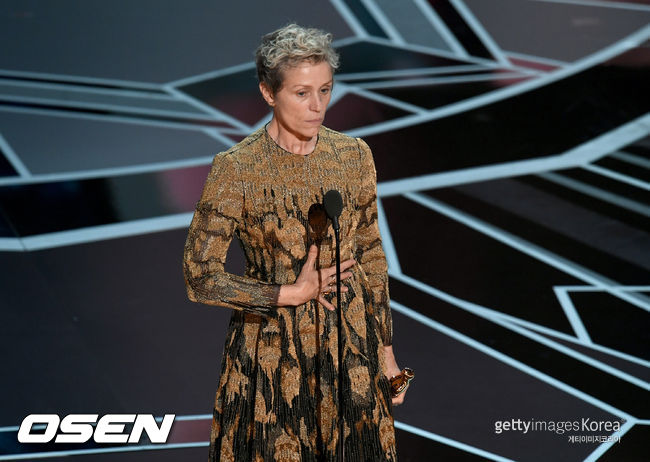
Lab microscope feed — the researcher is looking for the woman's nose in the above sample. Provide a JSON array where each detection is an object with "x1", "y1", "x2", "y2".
[{"x1": 310, "y1": 94, "x2": 323, "y2": 112}]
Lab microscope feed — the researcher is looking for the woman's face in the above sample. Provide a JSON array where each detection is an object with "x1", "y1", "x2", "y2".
[{"x1": 260, "y1": 60, "x2": 333, "y2": 141}]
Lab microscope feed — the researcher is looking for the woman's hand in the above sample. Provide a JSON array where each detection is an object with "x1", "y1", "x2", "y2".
[
  {"x1": 278, "y1": 244, "x2": 356, "y2": 311},
  {"x1": 384, "y1": 345, "x2": 408, "y2": 406}
]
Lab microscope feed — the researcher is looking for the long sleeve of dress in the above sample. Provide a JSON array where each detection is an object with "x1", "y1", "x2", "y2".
[
  {"x1": 182, "y1": 151, "x2": 281, "y2": 315},
  {"x1": 354, "y1": 137, "x2": 393, "y2": 346}
]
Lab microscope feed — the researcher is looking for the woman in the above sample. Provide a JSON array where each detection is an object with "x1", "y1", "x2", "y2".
[{"x1": 183, "y1": 23, "x2": 408, "y2": 461}]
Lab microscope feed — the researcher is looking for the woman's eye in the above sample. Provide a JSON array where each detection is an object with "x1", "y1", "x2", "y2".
[
  {"x1": 297, "y1": 91, "x2": 306, "y2": 97},
  {"x1": 321, "y1": 88, "x2": 331, "y2": 94}
]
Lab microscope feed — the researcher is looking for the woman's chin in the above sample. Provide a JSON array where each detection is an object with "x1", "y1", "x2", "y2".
[{"x1": 302, "y1": 125, "x2": 321, "y2": 139}]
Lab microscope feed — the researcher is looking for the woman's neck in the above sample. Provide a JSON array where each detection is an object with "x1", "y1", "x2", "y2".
[{"x1": 266, "y1": 118, "x2": 318, "y2": 155}]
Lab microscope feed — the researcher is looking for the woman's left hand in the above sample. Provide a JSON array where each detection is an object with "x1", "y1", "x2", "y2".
[{"x1": 383, "y1": 345, "x2": 408, "y2": 406}]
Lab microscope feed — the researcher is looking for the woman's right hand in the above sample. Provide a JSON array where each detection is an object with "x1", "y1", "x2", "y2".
[{"x1": 278, "y1": 244, "x2": 356, "y2": 310}]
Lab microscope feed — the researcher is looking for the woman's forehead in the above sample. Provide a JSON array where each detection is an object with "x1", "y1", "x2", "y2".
[{"x1": 282, "y1": 61, "x2": 333, "y2": 87}]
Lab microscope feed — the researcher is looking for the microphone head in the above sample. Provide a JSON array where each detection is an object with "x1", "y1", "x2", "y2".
[{"x1": 323, "y1": 189, "x2": 343, "y2": 219}]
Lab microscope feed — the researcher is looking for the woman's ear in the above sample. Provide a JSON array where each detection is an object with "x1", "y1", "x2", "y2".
[{"x1": 259, "y1": 82, "x2": 275, "y2": 107}]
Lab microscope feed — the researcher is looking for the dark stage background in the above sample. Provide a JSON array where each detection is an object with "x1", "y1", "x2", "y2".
[{"x1": 1, "y1": 1, "x2": 649, "y2": 461}]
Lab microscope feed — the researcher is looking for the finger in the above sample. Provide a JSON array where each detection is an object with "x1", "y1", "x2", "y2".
[
  {"x1": 393, "y1": 390, "x2": 406, "y2": 402},
  {"x1": 324, "y1": 266, "x2": 353, "y2": 282},
  {"x1": 322, "y1": 266, "x2": 337, "y2": 281},
  {"x1": 329, "y1": 258, "x2": 356, "y2": 272},
  {"x1": 318, "y1": 296, "x2": 336, "y2": 311},
  {"x1": 305, "y1": 244, "x2": 318, "y2": 268},
  {"x1": 339, "y1": 270, "x2": 353, "y2": 281},
  {"x1": 318, "y1": 296, "x2": 335, "y2": 311}
]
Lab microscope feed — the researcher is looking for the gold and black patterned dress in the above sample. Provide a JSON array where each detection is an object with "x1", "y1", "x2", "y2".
[{"x1": 183, "y1": 125, "x2": 396, "y2": 461}]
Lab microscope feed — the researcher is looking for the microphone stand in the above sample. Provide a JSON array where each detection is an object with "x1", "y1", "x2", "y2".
[
  {"x1": 333, "y1": 219, "x2": 344, "y2": 462},
  {"x1": 323, "y1": 189, "x2": 345, "y2": 461}
]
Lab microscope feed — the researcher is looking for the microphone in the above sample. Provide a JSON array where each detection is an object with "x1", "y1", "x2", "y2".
[{"x1": 323, "y1": 189, "x2": 343, "y2": 231}]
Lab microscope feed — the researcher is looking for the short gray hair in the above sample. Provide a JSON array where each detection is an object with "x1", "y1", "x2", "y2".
[{"x1": 255, "y1": 23, "x2": 340, "y2": 94}]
